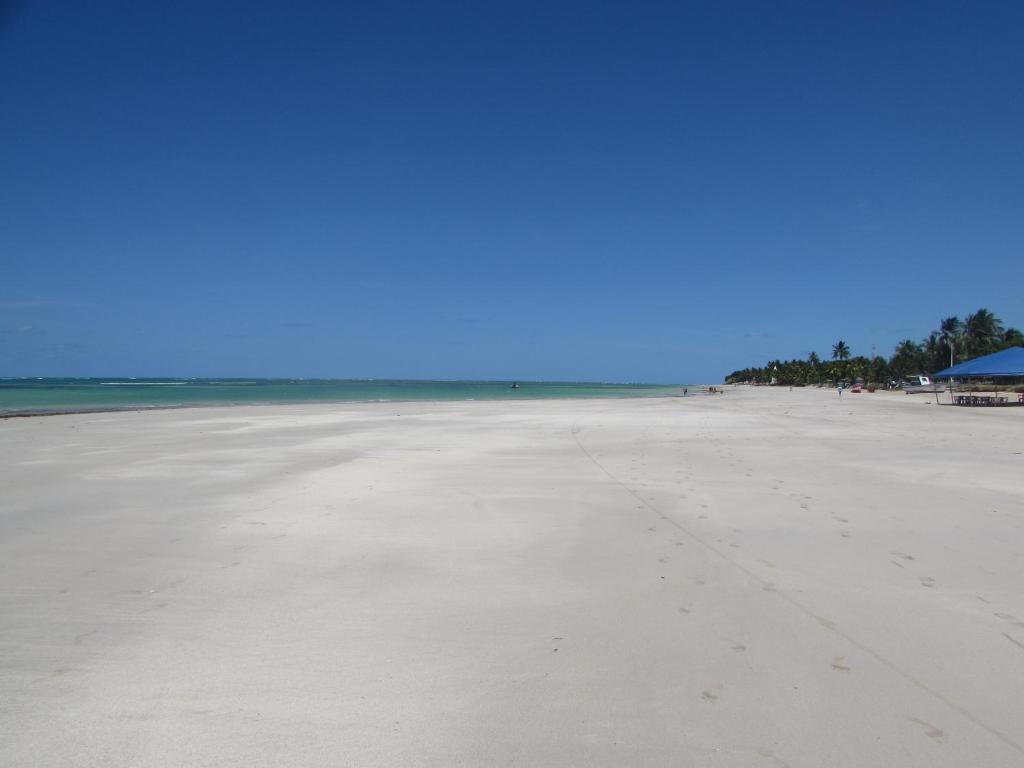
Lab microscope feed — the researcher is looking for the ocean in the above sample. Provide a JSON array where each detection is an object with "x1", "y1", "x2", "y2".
[{"x1": 0, "y1": 378, "x2": 685, "y2": 415}]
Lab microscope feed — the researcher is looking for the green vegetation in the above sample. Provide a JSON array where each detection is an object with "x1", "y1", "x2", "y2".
[{"x1": 725, "y1": 308, "x2": 1023, "y2": 386}]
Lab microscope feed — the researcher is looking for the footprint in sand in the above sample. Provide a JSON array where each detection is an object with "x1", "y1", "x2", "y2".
[
  {"x1": 74, "y1": 630, "x2": 97, "y2": 645},
  {"x1": 919, "y1": 576, "x2": 936, "y2": 588},
  {"x1": 907, "y1": 717, "x2": 944, "y2": 741},
  {"x1": 891, "y1": 551, "x2": 915, "y2": 561},
  {"x1": 831, "y1": 656, "x2": 851, "y2": 672}
]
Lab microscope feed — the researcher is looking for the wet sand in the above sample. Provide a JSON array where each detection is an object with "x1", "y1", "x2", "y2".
[{"x1": 1, "y1": 388, "x2": 1022, "y2": 766}]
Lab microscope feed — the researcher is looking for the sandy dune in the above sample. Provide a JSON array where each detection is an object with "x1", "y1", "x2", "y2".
[{"x1": 1, "y1": 388, "x2": 1022, "y2": 766}]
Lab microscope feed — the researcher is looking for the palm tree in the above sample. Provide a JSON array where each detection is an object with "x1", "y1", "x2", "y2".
[
  {"x1": 832, "y1": 340, "x2": 850, "y2": 361},
  {"x1": 938, "y1": 315, "x2": 962, "y2": 367},
  {"x1": 963, "y1": 308, "x2": 1004, "y2": 358},
  {"x1": 802, "y1": 352, "x2": 822, "y2": 384},
  {"x1": 848, "y1": 356, "x2": 869, "y2": 382},
  {"x1": 923, "y1": 333, "x2": 945, "y2": 373},
  {"x1": 890, "y1": 339, "x2": 924, "y2": 377},
  {"x1": 1002, "y1": 327, "x2": 1024, "y2": 348},
  {"x1": 868, "y1": 355, "x2": 890, "y2": 384}
]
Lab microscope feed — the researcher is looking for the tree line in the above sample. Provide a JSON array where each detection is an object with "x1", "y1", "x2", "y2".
[{"x1": 725, "y1": 308, "x2": 1023, "y2": 386}]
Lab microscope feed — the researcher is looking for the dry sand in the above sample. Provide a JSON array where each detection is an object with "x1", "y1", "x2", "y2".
[{"x1": 1, "y1": 388, "x2": 1022, "y2": 767}]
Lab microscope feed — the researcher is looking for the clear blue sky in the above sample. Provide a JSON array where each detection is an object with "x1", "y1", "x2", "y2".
[{"x1": 2, "y1": 1, "x2": 1022, "y2": 382}]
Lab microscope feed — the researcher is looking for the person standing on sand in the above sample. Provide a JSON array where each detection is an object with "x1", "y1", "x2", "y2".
[{"x1": 837, "y1": 384, "x2": 843, "y2": 397}]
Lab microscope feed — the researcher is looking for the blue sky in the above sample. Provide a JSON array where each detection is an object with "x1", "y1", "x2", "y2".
[{"x1": 2, "y1": 1, "x2": 1022, "y2": 382}]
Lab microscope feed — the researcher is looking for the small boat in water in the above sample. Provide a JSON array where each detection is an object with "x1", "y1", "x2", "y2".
[{"x1": 509, "y1": 382, "x2": 520, "y2": 389}]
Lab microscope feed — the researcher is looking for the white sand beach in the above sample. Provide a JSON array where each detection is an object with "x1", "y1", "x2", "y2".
[{"x1": 1, "y1": 388, "x2": 1022, "y2": 767}]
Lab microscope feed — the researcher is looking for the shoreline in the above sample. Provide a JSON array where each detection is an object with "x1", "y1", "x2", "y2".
[
  {"x1": 4, "y1": 383, "x2": 1015, "y2": 419},
  {"x1": 0, "y1": 391, "x2": 695, "y2": 419},
  {"x1": 0, "y1": 403, "x2": 196, "y2": 419}
]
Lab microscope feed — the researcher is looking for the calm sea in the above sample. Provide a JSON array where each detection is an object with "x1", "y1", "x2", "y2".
[{"x1": 0, "y1": 378, "x2": 684, "y2": 415}]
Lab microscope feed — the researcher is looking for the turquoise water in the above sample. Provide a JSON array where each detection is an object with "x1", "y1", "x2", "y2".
[{"x1": 0, "y1": 378, "x2": 684, "y2": 415}]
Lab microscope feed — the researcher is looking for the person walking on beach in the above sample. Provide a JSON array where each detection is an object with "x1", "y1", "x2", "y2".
[{"x1": 837, "y1": 384, "x2": 843, "y2": 397}]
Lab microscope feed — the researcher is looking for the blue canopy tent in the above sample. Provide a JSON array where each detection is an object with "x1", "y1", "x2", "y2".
[
  {"x1": 932, "y1": 346, "x2": 1024, "y2": 406},
  {"x1": 933, "y1": 346, "x2": 1024, "y2": 379}
]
